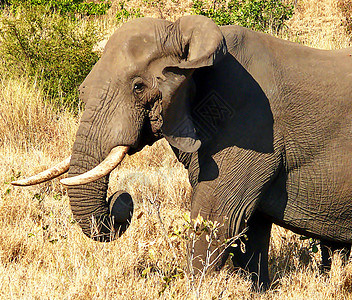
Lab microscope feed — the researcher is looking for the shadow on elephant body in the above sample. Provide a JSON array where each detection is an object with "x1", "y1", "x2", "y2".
[
  {"x1": 187, "y1": 54, "x2": 275, "y2": 183},
  {"x1": 169, "y1": 55, "x2": 281, "y2": 290}
]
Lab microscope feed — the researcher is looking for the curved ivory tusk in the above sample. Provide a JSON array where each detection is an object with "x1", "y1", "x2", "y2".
[
  {"x1": 60, "y1": 146, "x2": 129, "y2": 186},
  {"x1": 11, "y1": 156, "x2": 71, "y2": 186}
]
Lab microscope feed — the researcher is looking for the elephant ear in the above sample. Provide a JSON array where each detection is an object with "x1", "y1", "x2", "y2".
[
  {"x1": 160, "y1": 15, "x2": 227, "y2": 153},
  {"x1": 175, "y1": 15, "x2": 227, "y2": 69}
]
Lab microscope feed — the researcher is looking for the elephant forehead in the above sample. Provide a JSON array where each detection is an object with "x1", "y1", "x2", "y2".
[
  {"x1": 123, "y1": 34, "x2": 159, "y2": 62},
  {"x1": 105, "y1": 18, "x2": 169, "y2": 67}
]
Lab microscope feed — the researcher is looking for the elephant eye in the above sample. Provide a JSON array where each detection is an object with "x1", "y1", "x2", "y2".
[{"x1": 133, "y1": 82, "x2": 145, "y2": 94}]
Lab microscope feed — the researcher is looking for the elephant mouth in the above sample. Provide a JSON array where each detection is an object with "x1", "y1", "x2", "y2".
[{"x1": 11, "y1": 145, "x2": 129, "y2": 187}]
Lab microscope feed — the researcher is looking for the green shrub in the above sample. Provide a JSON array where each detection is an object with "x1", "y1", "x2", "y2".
[
  {"x1": 0, "y1": 1, "x2": 9, "y2": 9},
  {"x1": 116, "y1": 1, "x2": 143, "y2": 23},
  {"x1": 7, "y1": 0, "x2": 111, "y2": 17},
  {"x1": 193, "y1": 0, "x2": 233, "y2": 26},
  {"x1": 0, "y1": 2, "x2": 108, "y2": 112},
  {"x1": 192, "y1": 0, "x2": 294, "y2": 32}
]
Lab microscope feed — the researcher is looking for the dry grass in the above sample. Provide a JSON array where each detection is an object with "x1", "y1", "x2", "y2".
[
  {"x1": 0, "y1": 77, "x2": 77, "y2": 152},
  {"x1": 1, "y1": 0, "x2": 352, "y2": 299},
  {"x1": 3, "y1": 136, "x2": 352, "y2": 298},
  {"x1": 284, "y1": 0, "x2": 351, "y2": 49}
]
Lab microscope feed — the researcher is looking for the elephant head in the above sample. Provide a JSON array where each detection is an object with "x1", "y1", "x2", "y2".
[{"x1": 12, "y1": 15, "x2": 227, "y2": 241}]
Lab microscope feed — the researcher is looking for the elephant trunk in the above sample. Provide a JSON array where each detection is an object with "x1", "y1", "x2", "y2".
[
  {"x1": 68, "y1": 170, "x2": 111, "y2": 241},
  {"x1": 68, "y1": 143, "x2": 110, "y2": 240},
  {"x1": 67, "y1": 132, "x2": 131, "y2": 241}
]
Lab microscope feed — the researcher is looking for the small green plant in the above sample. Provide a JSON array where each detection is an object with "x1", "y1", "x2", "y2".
[
  {"x1": 32, "y1": 193, "x2": 44, "y2": 203},
  {"x1": 192, "y1": 0, "x2": 294, "y2": 32},
  {"x1": 142, "y1": 0, "x2": 164, "y2": 9},
  {"x1": 177, "y1": 214, "x2": 247, "y2": 297},
  {"x1": 10, "y1": 171, "x2": 21, "y2": 182},
  {"x1": 300, "y1": 236, "x2": 319, "y2": 253},
  {"x1": 3, "y1": 188, "x2": 11, "y2": 196},
  {"x1": 116, "y1": 1, "x2": 143, "y2": 23}
]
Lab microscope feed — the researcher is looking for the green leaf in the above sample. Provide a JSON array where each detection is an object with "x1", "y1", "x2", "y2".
[
  {"x1": 141, "y1": 266, "x2": 151, "y2": 278},
  {"x1": 312, "y1": 244, "x2": 319, "y2": 253},
  {"x1": 240, "y1": 242, "x2": 246, "y2": 254},
  {"x1": 33, "y1": 193, "x2": 43, "y2": 202},
  {"x1": 182, "y1": 213, "x2": 191, "y2": 224}
]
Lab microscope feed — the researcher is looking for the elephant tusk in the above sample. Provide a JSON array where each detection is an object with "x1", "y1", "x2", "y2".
[
  {"x1": 60, "y1": 146, "x2": 129, "y2": 186},
  {"x1": 11, "y1": 156, "x2": 71, "y2": 186}
]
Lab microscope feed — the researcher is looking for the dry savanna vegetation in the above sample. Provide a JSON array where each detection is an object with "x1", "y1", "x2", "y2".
[{"x1": 1, "y1": 0, "x2": 352, "y2": 299}]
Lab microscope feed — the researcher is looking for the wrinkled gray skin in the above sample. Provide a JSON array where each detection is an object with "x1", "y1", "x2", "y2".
[{"x1": 68, "y1": 15, "x2": 352, "y2": 290}]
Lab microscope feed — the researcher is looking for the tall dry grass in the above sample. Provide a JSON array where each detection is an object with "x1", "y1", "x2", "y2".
[
  {"x1": 0, "y1": 77, "x2": 77, "y2": 153},
  {"x1": 1, "y1": 0, "x2": 352, "y2": 299},
  {"x1": 284, "y1": 0, "x2": 351, "y2": 49}
]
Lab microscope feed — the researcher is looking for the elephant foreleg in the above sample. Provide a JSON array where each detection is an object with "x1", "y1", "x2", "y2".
[
  {"x1": 230, "y1": 211, "x2": 272, "y2": 291},
  {"x1": 187, "y1": 211, "x2": 230, "y2": 275}
]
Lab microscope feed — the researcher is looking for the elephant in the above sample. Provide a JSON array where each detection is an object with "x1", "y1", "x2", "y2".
[{"x1": 12, "y1": 15, "x2": 352, "y2": 290}]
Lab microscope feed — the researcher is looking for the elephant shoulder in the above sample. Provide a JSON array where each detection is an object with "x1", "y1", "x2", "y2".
[
  {"x1": 219, "y1": 25, "x2": 247, "y2": 48},
  {"x1": 219, "y1": 25, "x2": 275, "y2": 64}
]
